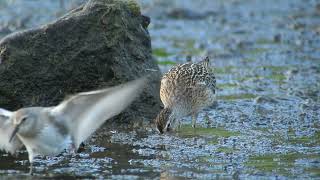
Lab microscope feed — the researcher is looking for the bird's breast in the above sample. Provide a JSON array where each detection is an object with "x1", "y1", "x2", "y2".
[{"x1": 19, "y1": 125, "x2": 72, "y2": 157}]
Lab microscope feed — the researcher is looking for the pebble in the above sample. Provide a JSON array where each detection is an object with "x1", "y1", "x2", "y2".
[{"x1": 273, "y1": 34, "x2": 281, "y2": 43}]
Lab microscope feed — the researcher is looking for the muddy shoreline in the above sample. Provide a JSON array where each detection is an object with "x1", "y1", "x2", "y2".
[{"x1": 0, "y1": 0, "x2": 319, "y2": 179}]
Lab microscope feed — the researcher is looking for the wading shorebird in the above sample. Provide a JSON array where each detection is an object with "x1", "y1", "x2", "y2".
[
  {"x1": 155, "y1": 57, "x2": 216, "y2": 134},
  {"x1": 0, "y1": 76, "x2": 148, "y2": 174}
]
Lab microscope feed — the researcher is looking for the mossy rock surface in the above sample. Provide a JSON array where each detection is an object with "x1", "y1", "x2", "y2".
[{"x1": 0, "y1": 0, "x2": 161, "y2": 126}]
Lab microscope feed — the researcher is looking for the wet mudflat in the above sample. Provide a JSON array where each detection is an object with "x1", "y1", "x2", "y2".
[{"x1": 1, "y1": 0, "x2": 320, "y2": 179}]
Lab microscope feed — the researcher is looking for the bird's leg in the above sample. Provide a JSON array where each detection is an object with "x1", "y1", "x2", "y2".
[
  {"x1": 28, "y1": 153, "x2": 34, "y2": 175},
  {"x1": 71, "y1": 143, "x2": 77, "y2": 155},
  {"x1": 68, "y1": 142, "x2": 77, "y2": 156},
  {"x1": 178, "y1": 119, "x2": 182, "y2": 129},
  {"x1": 192, "y1": 113, "x2": 198, "y2": 128},
  {"x1": 204, "y1": 112, "x2": 211, "y2": 127},
  {"x1": 28, "y1": 162, "x2": 33, "y2": 175},
  {"x1": 69, "y1": 137, "x2": 79, "y2": 155}
]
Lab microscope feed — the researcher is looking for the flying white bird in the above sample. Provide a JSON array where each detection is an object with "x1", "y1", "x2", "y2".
[{"x1": 0, "y1": 76, "x2": 148, "y2": 174}]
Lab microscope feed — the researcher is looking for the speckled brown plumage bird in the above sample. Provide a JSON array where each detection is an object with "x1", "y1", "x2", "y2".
[{"x1": 155, "y1": 56, "x2": 216, "y2": 133}]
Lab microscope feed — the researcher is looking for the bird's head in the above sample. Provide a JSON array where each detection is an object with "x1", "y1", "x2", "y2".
[
  {"x1": 154, "y1": 108, "x2": 174, "y2": 134},
  {"x1": 9, "y1": 108, "x2": 39, "y2": 142}
]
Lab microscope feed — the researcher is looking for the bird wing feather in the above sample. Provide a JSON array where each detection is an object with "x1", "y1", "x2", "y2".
[
  {"x1": 51, "y1": 76, "x2": 148, "y2": 148},
  {"x1": 0, "y1": 108, "x2": 24, "y2": 154}
]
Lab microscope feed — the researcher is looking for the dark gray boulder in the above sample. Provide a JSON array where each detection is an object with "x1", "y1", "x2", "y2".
[{"x1": 0, "y1": 0, "x2": 161, "y2": 127}]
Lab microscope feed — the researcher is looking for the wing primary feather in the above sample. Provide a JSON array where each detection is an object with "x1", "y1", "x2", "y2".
[
  {"x1": 51, "y1": 76, "x2": 149, "y2": 148},
  {"x1": 74, "y1": 76, "x2": 148, "y2": 147}
]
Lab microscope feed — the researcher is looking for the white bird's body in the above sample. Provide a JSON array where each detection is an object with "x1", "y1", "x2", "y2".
[
  {"x1": 16, "y1": 108, "x2": 73, "y2": 161},
  {"x1": 0, "y1": 76, "x2": 148, "y2": 173}
]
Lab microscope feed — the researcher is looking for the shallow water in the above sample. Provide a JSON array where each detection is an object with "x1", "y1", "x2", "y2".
[{"x1": 0, "y1": 0, "x2": 320, "y2": 179}]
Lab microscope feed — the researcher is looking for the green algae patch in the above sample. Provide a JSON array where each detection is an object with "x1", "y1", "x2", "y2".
[
  {"x1": 213, "y1": 66, "x2": 236, "y2": 74},
  {"x1": 157, "y1": 60, "x2": 176, "y2": 65},
  {"x1": 208, "y1": 138, "x2": 219, "y2": 145},
  {"x1": 256, "y1": 38, "x2": 276, "y2": 45},
  {"x1": 218, "y1": 83, "x2": 238, "y2": 89},
  {"x1": 259, "y1": 65, "x2": 290, "y2": 82},
  {"x1": 124, "y1": 0, "x2": 141, "y2": 16},
  {"x1": 236, "y1": 75, "x2": 263, "y2": 82},
  {"x1": 242, "y1": 57, "x2": 256, "y2": 62},
  {"x1": 245, "y1": 152, "x2": 320, "y2": 177},
  {"x1": 198, "y1": 156, "x2": 224, "y2": 165},
  {"x1": 216, "y1": 147, "x2": 236, "y2": 154},
  {"x1": 268, "y1": 73, "x2": 286, "y2": 82},
  {"x1": 172, "y1": 39, "x2": 205, "y2": 55},
  {"x1": 288, "y1": 134, "x2": 320, "y2": 147},
  {"x1": 246, "y1": 154, "x2": 286, "y2": 173},
  {"x1": 261, "y1": 65, "x2": 288, "y2": 72},
  {"x1": 218, "y1": 93, "x2": 257, "y2": 100},
  {"x1": 177, "y1": 125, "x2": 241, "y2": 138},
  {"x1": 306, "y1": 167, "x2": 320, "y2": 177},
  {"x1": 270, "y1": 129, "x2": 319, "y2": 146},
  {"x1": 152, "y1": 48, "x2": 172, "y2": 57},
  {"x1": 253, "y1": 127, "x2": 269, "y2": 133},
  {"x1": 272, "y1": 130, "x2": 320, "y2": 147},
  {"x1": 241, "y1": 47, "x2": 269, "y2": 55}
]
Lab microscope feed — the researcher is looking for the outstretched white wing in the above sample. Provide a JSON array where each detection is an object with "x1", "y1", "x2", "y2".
[
  {"x1": 0, "y1": 108, "x2": 24, "y2": 154},
  {"x1": 51, "y1": 76, "x2": 148, "y2": 148}
]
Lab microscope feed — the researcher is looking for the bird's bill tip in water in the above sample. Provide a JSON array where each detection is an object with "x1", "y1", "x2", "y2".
[{"x1": 157, "y1": 126, "x2": 164, "y2": 134}]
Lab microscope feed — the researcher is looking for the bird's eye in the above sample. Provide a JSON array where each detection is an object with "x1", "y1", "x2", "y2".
[{"x1": 21, "y1": 117, "x2": 27, "y2": 121}]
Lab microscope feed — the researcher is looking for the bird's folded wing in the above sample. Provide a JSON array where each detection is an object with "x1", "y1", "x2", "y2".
[
  {"x1": 51, "y1": 76, "x2": 148, "y2": 148},
  {"x1": 0, "y1": 108, "x2": 24, "y2": 154}
]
